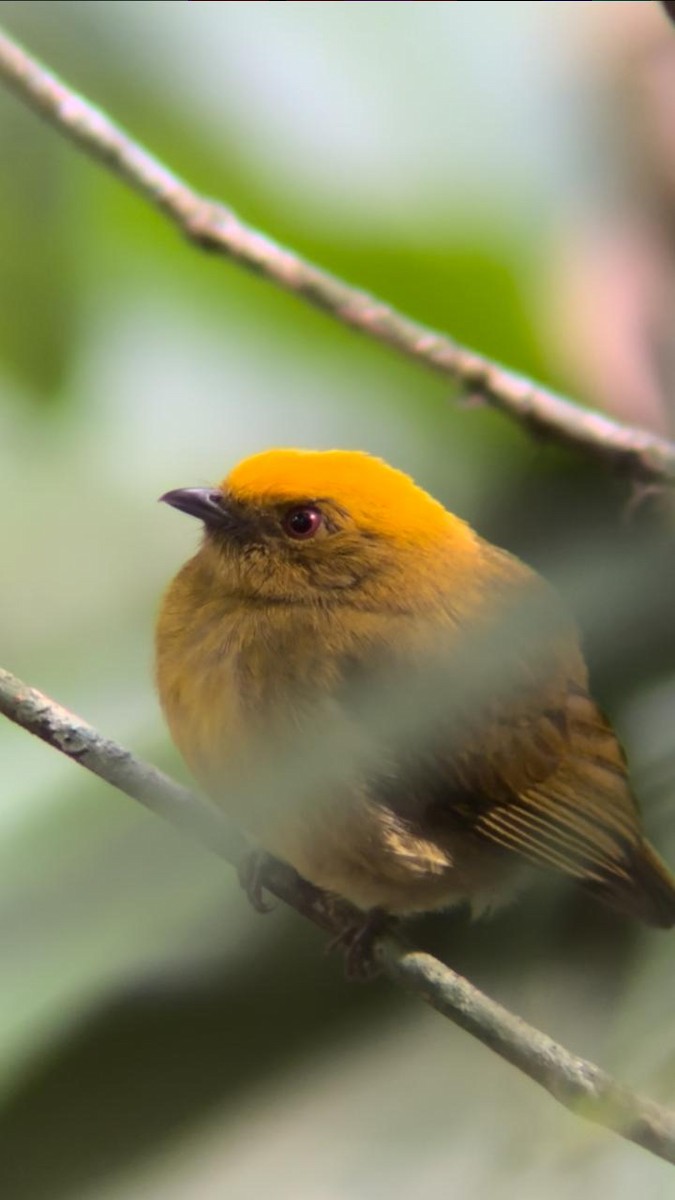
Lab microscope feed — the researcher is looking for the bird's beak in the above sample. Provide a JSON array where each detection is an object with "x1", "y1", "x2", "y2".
[{"x1": 159, "y1": 487, "x2": 235, "y2": 528}]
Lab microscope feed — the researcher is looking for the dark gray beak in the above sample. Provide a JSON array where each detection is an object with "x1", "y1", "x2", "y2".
[{"x1": 159, "y1": 487, "x2": 234, "y2": 527}]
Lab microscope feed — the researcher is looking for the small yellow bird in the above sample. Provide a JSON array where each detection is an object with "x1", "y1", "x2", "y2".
[{"x1": 156, "y1": 448, "x2": 675, "y2": 939}]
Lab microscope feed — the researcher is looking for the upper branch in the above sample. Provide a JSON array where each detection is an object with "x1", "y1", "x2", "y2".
[
  {"x1": 2, "y1": 664, "x2": 675, "y2": 1165},
  {"x1": 1, "y1": 28, "x2": 675, "y2": 484}
]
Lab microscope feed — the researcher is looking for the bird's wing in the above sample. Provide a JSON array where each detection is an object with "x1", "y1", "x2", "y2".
[
  {"x1": 365, "y1": 546, "x2": 671, "y2": 921},
  {"x1": 442, "y1": 679, "x2": 642, "y2": 885},
  {"x1": 432, "y1": 674, "x2": 675, "y2": 927}
]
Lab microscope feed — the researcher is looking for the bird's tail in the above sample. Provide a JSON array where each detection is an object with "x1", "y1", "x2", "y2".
[{"x1": 587, "y1": 838, "x2": 675, "y2": 929}]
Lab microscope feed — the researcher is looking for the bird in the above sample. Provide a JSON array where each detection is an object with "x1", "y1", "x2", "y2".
[{"x1": 155, "y1": 448, "x2": 675, "y2": 952}]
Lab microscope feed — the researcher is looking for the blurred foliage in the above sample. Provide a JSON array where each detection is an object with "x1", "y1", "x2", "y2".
[
  {"x1": 0, "y1": 95, "x2": 79, "y2": 398},
  {"x1": 1, "y1": 3, "x2": 675, "y2": 1199}
]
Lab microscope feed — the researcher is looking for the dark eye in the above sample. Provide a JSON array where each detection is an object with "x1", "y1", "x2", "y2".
[{"x1": 283, "y1": 506, "x2": 323, "y2": 540}]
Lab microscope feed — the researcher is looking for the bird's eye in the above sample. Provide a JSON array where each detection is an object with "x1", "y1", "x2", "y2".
[{"x1": 283, "y1": 506, "x2": 323, "y2": 540}]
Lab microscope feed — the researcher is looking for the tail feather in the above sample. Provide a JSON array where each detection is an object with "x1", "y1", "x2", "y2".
[{"x1": 586, "y1": 839, "x2": 675, "y2": 929}]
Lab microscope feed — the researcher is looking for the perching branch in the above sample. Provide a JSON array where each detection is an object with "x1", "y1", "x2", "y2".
[
  {"x1": 2, "y1": 665, "x2": 675, "y2": 1165},
  {"x1": 1, "y1": 30, "x2": 675, "y2": 484}
]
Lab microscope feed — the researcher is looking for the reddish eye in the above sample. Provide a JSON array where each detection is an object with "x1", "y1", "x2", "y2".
[{"x1": 283, "y1": 506, "x2": 323, "y2": 539}]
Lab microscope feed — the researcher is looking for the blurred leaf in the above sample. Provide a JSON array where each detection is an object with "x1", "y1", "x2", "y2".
[{"x1": 0, "y1": 94, "x2": 79, "y2": 401}]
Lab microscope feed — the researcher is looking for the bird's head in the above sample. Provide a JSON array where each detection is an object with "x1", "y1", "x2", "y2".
[{"x1": 160, "y1": 448, "x2": 476, "y2": 607}]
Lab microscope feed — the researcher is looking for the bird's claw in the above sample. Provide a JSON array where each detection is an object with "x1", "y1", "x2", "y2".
[{"x1": 326, "y1": 906, "x2": 391, "y2": 980}]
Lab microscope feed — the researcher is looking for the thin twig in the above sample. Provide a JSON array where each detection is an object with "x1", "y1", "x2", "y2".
[
  {"x1": 1, "y1": 29, "x2": 675, "y2": 484},
  {"x1": 2, "y1": 665, "x2": 675, "y2": 1164}
]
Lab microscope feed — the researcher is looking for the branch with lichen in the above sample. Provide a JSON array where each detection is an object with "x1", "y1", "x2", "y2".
[
  {"x1": 1, "y1": 665, "x2": 675, "y2": 1165},
  {"x1": 0, "y1": 28, "x2": 674, "y2": 483}
]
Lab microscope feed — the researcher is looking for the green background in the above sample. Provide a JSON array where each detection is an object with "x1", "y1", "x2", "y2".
[{"x1": 1, "y1": 3, "x2": 675, "y2": 1198}]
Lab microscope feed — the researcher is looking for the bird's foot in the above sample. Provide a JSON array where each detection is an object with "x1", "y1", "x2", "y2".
[
  {"x1": 237, "y1": 849, "x2": 275, "y2": 914},
  {"x1": 326, "y1": 906, "x2": 392, "y2": 981}
]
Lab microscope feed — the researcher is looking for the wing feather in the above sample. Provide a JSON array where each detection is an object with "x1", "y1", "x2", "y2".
[
  {"x1": 384, "y1": 547, "x2": 671, "y2": 919},
  {"x1": 469, "y1": 687, "x2": 640, "y2": 867}
]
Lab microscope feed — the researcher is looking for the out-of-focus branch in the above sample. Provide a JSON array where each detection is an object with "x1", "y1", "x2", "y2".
[
  {"x1": 661, "y1": 2, "x2": 675, "y2": 29},
  {"x1": 1, "y1": 30, "x2": 675, "y2": 484},
  {"x1": 2, "y1": 665, "x2": 675, "y2": 1165}
]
